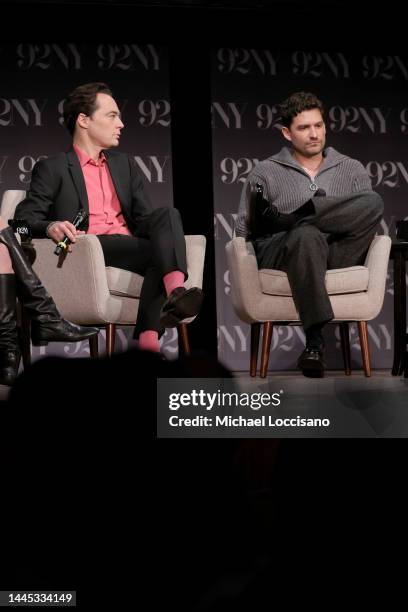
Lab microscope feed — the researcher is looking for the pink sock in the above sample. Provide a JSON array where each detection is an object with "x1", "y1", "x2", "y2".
[
  {"x1": 138, "y1": 330, "x2": 160, "y2": 353},
  {"x1": 163, "y1": 270, "x2": 185, "y2": 296}
]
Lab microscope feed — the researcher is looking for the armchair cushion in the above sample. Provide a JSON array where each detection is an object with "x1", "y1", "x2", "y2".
[
  {"x1": 106, "y1": 267, "x2": 143, "y2": 298},
  {"x1": 260, "y1": 265, "x2": 369, "y2": 296}
]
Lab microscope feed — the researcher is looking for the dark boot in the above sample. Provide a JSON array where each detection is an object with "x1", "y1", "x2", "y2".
[
  {"x1": 0, "y1": 226, "x2": 99, "y2": 345},
  {"x1": 0, "y1": 274, "x2": 21, "y2": 386}
]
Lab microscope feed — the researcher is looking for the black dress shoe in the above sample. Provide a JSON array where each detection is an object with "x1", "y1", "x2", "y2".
[
  {"x1": 31, "y1": 318, "x2": 99, "y2": 346},
  {"x1": 160, "y1": 287, "x2": 204, "y2": 328},
  {"x1": 297, "y1": 346, "x2": 325, "y2": 378}
]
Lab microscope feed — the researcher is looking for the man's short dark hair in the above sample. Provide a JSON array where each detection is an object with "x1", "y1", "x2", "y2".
[
  {"x1": 63, "y1": 82, "x2": 113, "y2": 135},
  {"x1": 277, "y1": 92, "x2": 324, "y2": 128}
]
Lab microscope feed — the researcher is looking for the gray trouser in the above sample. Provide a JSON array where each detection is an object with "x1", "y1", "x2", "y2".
[{"x1": 254, "y1": 191, "x2": 384, "y2": 330}]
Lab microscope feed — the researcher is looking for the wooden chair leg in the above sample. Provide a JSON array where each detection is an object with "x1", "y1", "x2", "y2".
[
  {"x1": 260, "y1": 322, "x2": 273, "y2": 378},
  {"x1": 106, "y1": 323, "x2": 116, "y2": 357},
  {"x1": 358, "y1": 321, "x2": 371, "y2": 377},
  {"x1": 250, "y1": 323, "x2": 261, "y2": 377},
  {"x1": 339, "y1": 322, "x2": 351, "y2": 375},
  {"x1": 178, "y1": 323, "x2": 190, "y2": 355},
  {"x1": 89, "y1": 334, "x2": 99, "y2": 359}
]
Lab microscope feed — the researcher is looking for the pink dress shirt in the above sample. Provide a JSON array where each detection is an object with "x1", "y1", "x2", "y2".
[{"x1": 73, "y1": 144, "x2": 131, "y2": 236}]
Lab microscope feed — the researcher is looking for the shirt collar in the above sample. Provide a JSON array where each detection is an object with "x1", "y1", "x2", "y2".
[{"x1": 73, "y1": 144, "x2": 106, "y2": 167}]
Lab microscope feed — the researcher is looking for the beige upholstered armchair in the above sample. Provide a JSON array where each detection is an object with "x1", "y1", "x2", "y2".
[
  {"x1": 1, "y1": 190, "x2": 206, "y2": 360},
  {"x1": 226, "y1": 233, "x2": 391, "y2": 378}
]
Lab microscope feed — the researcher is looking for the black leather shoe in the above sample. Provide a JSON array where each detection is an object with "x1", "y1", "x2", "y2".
[
  {"x1": 0, "y1": 349, "x2": 21, "y2": 386},
  {"x1": 31, "y1": 318, "x2": 99, "y2": 346},
  {"x1": 160, "y1": 287, "x2": 204, "y2": 328},
  {"x1": 297, "y1": 346, "x2": 325, "y2": 378}
]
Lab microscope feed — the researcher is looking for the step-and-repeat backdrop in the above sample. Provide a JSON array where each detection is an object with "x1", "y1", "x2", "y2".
[
  {"x1": 212, "y1": 49, "x2": 407, "y2": 370},
  {"x1": 1, "y1": 45, "x2": 406, "y2": 369},
  {"x1": 0, "y1": 42, "x2": 178, "y2": 358}
]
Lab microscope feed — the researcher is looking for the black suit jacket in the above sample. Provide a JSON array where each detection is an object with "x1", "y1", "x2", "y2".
[{"x1": 15, "y1": 148, "x2": 153, "y2": 238}]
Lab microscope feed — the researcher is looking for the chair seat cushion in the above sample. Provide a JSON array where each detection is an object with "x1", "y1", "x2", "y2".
[
  {"x1": 259, "y1": 265, "x2": 369, "y2": 296},
  {"x1": 106, "y1": 266, "x2": 144, "y2": 298}
]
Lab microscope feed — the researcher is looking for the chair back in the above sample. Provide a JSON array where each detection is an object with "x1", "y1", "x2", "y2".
[{"x1": 0, "y1": 190, "x2": 26, "y2": 221}]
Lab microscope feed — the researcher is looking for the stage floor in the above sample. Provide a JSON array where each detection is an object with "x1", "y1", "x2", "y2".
[
  {"x1": 227, "y1": 370, "x2": 408, "y2": 437},
  {"x1": 4, "y1": 370, "x2": 408, "y2": 437}
]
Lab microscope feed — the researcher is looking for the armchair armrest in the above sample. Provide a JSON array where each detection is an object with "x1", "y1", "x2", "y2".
[
  {"x1": 363, "y1": 234, "x2": 392, "y2": 318},
  {"x1": 31, "y1": 235, "x2": 113, "y2": 323},
  {"x1": 185, "y1": 235, "x2": 206, "y2": 289},
  {"x1": 226, "y1": 237, "x2": 267, "y2": 323}
]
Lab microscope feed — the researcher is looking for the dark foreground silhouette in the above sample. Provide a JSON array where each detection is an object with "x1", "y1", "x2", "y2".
[{"x1": 0, "y1": 348, "x2": 404, "y2": 609}]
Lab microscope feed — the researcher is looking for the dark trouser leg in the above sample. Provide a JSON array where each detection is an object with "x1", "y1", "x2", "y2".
[
  {"x1": 305, "y1": 322, "x2": 326, "y2": 349},
  {"x1": 255, "y1": 225, "x2": 333, "y2": 330},
  {"x1": 252, "y1": 191, "x2": 383, "y2": 358},
  {"x1": 135, "y1": 207, "x2": 188, "y2": 279},
  {"x1": 310, "y1": 191, "x2": 384, "y2": 268},
  {"x1": 134, "y1": 268, "x2": 167, "y2": 337},
  {"x1": 136, "y1": 208, "x2": 204, "y2": 331},
  {"x1": 98, "y1": 235, "x2": 165, "y2": 336},
  {"x1": 254, "y1": 191, "x2": 383, "y2": 333},
  {"x1": 98, "y1": 208, "x2": 187, "y2": 337}
]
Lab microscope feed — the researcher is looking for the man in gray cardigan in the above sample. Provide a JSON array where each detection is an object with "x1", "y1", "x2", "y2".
[{"x1": 236, "y1": 91, "x2": 384, "y2": 377}]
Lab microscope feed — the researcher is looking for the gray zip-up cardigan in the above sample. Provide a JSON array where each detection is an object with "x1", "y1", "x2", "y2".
[{"x1": 235, "y1": 146, "x2": 373, "y2": 239}]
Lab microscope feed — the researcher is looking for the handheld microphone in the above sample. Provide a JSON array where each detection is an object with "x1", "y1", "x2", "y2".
[{"x1": 54, "y1": 210, "x2": 88, "y2": 256}]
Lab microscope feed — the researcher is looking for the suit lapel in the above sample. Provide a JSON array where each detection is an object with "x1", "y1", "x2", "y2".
[
  {"x1": 66, "y1": 149, "x2": 89, "y2": 213},
  {"x1": 105, "y1": 151, "x2": 129, "y2": 210}
]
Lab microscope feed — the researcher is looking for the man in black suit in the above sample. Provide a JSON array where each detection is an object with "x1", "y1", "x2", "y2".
[{"x1": 16, "y1": 82, "x2": 203, "y2": 353}]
